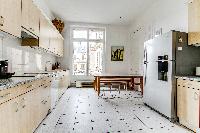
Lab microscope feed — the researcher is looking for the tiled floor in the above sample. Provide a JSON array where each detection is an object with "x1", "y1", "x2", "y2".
[{"x1": 35, "y1": 88, "x2": 192, "y2": 133}]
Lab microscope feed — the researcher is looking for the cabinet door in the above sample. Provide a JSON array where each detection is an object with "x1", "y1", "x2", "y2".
[
  {"x1": 39, "y1": 14, "x2": 50, "y2": 50},
  {"x1": 22, "y1": 0, "x2": 31, "y2": 30},
  {"x1": 57, "y1": 37, "x2": 64, "y2": 57},
  {"x1": 0, "y1": 96, "x2": 21, "y2": 133},
  {"x1": 21, "y1": 90, "x2": 36, "y2": 133},
  {"x1": 30, "y1": 3, "x2": 40, "y2": 35},
  {"x1": 0, "y1": 0, "x2": 21, "y2": 37},
  {"x1": 187, "y1": 82, "x2": 200, "y2": 131},
  {"x1": 188, "y1": 0, "x2": 200, "y2": 45},
  {"x1": 49, "y1": 29, "x2": 57, "y2": 53},
  {"x1": 177, "y1": 79, "x2": 188, "y2": 125},
  {"x1": 22, "y1": 0, "x2": 40, "y2": 36}
]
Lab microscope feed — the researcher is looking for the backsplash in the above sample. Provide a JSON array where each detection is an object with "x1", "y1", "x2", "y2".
[{"x1": 0, "y1": 37, "x2": 56, "y2": 74}]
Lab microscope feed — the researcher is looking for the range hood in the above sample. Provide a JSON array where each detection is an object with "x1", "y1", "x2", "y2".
[{"x1": 21, "y1": 27, "x2": 39, "y2": 46}]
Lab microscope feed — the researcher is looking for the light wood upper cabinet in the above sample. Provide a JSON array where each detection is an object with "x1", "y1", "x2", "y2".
[
  {"x1": 188, "y1": 0, "x2": 200, "y2": 45},
  {"x1": 49, "y1": 30, "x2": 64, "y2": 57},
  {"x1": 22, "y1": 0, "x2": 40, "y2": 36},
  {"x1": 21, "y1": 0, "x2": 64, "y2": 56},
  {"x1": 0, "y1": 0, "x2": 21, "y2": 37},
  {"x1": 39, "y1": 14, "x2": 51, "y2": 50},
  {"x1": 30, "y1": 4, "x2": 40, "y2": 36},
  {"x1": 58, "y1": 37, "x2": 64, "y2": 57}
]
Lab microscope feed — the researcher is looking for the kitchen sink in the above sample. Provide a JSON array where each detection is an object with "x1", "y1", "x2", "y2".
[{"x1": 24, "y1": 72, "x2": 49, "y2": 75}]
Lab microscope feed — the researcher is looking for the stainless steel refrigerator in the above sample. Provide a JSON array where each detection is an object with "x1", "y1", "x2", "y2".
[{"x1": 144, "y1": 31, "x2": 200, "y2": 121}]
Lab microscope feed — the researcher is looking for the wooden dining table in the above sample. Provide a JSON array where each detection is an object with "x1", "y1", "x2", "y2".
[{"x1": 94, "y1": 74, "x2": 143, "y2": 96}]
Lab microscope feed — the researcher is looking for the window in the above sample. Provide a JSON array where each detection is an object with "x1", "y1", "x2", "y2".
[{"x1": 72, "y1": 27, "x2": 105, "y2": 76}]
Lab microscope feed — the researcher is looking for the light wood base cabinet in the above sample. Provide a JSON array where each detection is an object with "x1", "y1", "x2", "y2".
[
  {"x1": 0, "y1": 72, "x2": 69, "y2": 133},
  {"x1": 177, "y1": 78, "x2": 199, "y2": 132},
  {"x1": 0, "y1": 77, "x2": 52, "y2": 133}
]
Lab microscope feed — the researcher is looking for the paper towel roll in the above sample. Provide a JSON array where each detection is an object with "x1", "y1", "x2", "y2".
[{"x1": 196, "y1": 67, "x2": 200, "y2": 76}]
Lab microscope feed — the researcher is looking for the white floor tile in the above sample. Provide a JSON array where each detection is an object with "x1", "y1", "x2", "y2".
[{"x1": 35, "y1": 88, "x2": 192, "y2": 133}]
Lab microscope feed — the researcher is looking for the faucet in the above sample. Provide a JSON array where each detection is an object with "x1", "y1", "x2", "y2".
[{"x1": 45, "y1": 61, "x2": 51, "y2": 71}]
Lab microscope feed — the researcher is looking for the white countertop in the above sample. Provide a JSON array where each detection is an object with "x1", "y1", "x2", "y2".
[
  {"x1": 0, "y1": 73, "x2": 56, "y2": 91},
  {"x1": 175, "y1": 76, "x2": 200, "y2": 81}
]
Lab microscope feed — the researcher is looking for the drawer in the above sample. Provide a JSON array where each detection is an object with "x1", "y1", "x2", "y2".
[
  {"x1": 185, "y1": 80, "x2": 197, "y2": 89},
  {"x1": 177, "y1": 78, "x2": 189, "y2": 86},
  {"x1": 0, "y1": 83, "x2": 31, "y2": 105}
]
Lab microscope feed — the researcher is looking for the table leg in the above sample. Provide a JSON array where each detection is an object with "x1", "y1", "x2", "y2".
[
  {"x1": 93, "y1": 77, "x2": 96, "y2": 91},
  {"x1": 140, "y1": 77, "x2": 144, "y2": 95},
  {"x1": 131, "y1": 77, "x2": 135, "y2": 90},
  {"x1": 97, "y1": 77, "x2": 100, "y2": 96}
]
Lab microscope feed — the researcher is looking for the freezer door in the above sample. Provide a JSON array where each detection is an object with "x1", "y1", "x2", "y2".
[{"x1": 145, "y1": 31, "x2": 174, "y2": 62}]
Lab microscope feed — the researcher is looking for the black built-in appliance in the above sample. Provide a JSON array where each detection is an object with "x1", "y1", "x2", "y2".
[{"x1": 0, "y1": 60, "x2": 15, "y2": 79}]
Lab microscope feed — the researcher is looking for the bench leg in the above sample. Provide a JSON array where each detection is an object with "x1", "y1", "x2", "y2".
[{"x1": 118, "y1": 84, "x2": 120, "y2": 94}]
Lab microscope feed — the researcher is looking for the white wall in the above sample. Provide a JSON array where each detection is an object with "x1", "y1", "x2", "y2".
[
  {"x1": 34, "y1": 0, "x2": 54, "y2": 20},
  {"x1": 129, "y1": 0, "x2": 188, "y2": 75},
  {"x1": 58, "y1": 22, "x2": 130, "y2": 82},
  {"x1": 0, "y1": 0, "x2": 56, "y2": 74},
  {"x1": 57, "y1": 0, "x2": 189, "y2": 81},
  {"x1": 0, "y1": 38, "x2": 56, "y2": 74}
]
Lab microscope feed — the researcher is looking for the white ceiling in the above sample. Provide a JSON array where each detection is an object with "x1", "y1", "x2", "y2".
[{"x1": 45, "y1": 0, "x2": 157, "y2": 25}]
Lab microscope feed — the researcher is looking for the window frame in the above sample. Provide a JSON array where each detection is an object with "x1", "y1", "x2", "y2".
[{"x1": 70, "y1": 26, "x2": 106, "y2": 76}]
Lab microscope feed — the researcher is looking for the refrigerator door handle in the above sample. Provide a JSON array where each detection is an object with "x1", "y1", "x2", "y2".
[{"x1": 156, "y1": 60, "x2": 176, "y2": 62}]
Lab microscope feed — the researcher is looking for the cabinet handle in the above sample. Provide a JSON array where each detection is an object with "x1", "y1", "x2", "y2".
[
  {"x1": 0, "y1": 16, "x2": 4, "y2": 26},
  {"x1": 41, "y1": 100, "x2": 44, "y2": 103},
  {"x1": 30, "y1": 28, "x2": 34, "y2": 31},
  {"x1": 41, "y1": 100, "x2": 47, "y2": 104},
  {"x1": 0, "y1": 93, "x2": 11, "y2": 98},
  {"x1": 27, "y1": 85, "x2": 32, "y2": 89},
  {"x1": 194, "y1": 92, "x2": 199, "y2": 100},
  {"x1": 13, "y1": 102, "x2": 19, "y2": 112},
  {"x1": 20, "y1": 98, "x2": 26, "y2": 109}
]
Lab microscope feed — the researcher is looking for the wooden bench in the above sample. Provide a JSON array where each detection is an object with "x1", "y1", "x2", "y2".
[
  {"x1": 100, "y1": 80, "x2": 128, "y2": 93},
  {"x1": 94, "y1": 75, "x2": 144, "y2": 96}
]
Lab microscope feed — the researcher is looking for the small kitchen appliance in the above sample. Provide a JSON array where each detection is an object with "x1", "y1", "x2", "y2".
[{"x1": 0, "y1": 60, "x2": 14, "y2": 79}]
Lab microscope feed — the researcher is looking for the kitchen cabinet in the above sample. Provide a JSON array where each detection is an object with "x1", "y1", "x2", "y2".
[
  {"x1": 188, "y1": 0, "x2": 200, "y2": 45},
  {"x1": 0, "y1": 72, "x2": 69, "y2": 133},
  {"x1": 0, "y1": 83, "x2": 33, "y2": 105},
  {"x1": 0, "y1": 77, "x2": 52, "y2": 133},
  {"x1": 51, "y1": 71, "x2": 70, "y2": 110},
  {"x1": 57, "y1": 36, "x2": 64, "y2": 57},
  {"x1": 24, "y1": 11, "x2": 64, "y2": 57},
  {"x1": 39, "y1": 14, "x2": 51, "y2": 50},
  {"x1": 0, "y1": 0, "x2": 21, "y2": 37},
  {"x1": 187, "y1": 82, "x2": 199, "y2": 131},
  {"x1": 22, "y1": 0, "x2": 40, "y2": 36},
  {"x1": 0, "y1": 95, "x2": 21, "y2": 133},
  {"x1": 49, "y1": 27, "x2": 57, "y2": 53},
  {"x1": 177, "y1": 79, "x2": 188, "y2": 123},
  {"x1": 49, "y1": 28, "x2": 64, "y2": 57},
  {"x1": 177, "y1": 78, "x2": 199, "y2": 132}
]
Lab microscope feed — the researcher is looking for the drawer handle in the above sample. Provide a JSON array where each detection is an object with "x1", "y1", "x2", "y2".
[
  {"x1": 0, "y1": 93, "x2": 11, "y2": 98},
  {"x1": 0, "y1": 16, "x2": 4, "y2": 26},
  {"x1": 13, "y1": 102, "x2": 19, "y2": 112},
  {"x1": 41, "y1": 100, "x2": 47, "y2": 104},
  {"x1": 27, "y1": 85, "x2": 32, "y2": 89}
]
